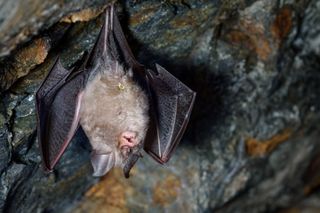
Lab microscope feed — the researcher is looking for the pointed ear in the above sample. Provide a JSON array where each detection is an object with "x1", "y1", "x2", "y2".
[{"x1": 91, "y1": 152, "x2": 115, "y2": 177}]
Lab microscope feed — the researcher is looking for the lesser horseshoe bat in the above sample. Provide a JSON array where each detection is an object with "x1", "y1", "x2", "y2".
[{"x1": 36, "y1": 4, "x2": 196, "y2": 178}]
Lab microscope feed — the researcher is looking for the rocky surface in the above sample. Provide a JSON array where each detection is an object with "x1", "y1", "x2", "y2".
[
  {"x1": 0, "y1": 0, "x2": 110, "y2": 57},
  {"x1": 0, "y1": 0, "x2": 320, "y2": 212}
]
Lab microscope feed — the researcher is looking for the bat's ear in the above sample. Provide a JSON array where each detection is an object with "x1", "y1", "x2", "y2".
[{"x1": 91, "y1": 152, "x2": 115, "y2": 177}]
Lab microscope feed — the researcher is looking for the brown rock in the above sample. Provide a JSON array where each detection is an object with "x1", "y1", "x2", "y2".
[
  {"x1": 271, "y1": 6, "x2": 293, "y2": 42},
  {"x1": 60, "y1": 7, "x2": 107, "y2": 23},
  {"x1": 74, "y1": 168, "x2": 130, "y2": 213},
  {"x1": 245, "y1": 129, "x2": 292, "y2": 157},
  {"x1": 0, "y1": 37, "x2": 51, "y2": 91},
  {"x1": 153, "y1": 174, "x2": 181, "y2": 206}
]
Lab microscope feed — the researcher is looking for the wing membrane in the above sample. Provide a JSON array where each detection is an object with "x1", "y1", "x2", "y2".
[
  {"x1": 36, "y1": 59, "x2": 86, "y2": 171},
  {"x1": 145, "y1": 64, "x2": 196, "y2": 163}
]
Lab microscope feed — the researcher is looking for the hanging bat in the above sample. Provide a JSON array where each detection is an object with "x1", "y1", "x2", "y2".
[{"x1": 36, "y1": 4, "x2": 196, "y2": 178}]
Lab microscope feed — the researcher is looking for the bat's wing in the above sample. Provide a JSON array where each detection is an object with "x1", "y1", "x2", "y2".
[
  {"x1": 36, "y1": 5, "x2": 131, "y2": 173},
  {"x1": 36, "y1": 58, "x2": 87, "y2": 171},
  {"x1": 144, "y1": 65, "x2": 196, "y2": 164}
]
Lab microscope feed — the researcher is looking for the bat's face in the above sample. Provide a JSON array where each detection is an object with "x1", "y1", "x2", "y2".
[{"x1": 80, "y1": 63, "x2": 149, "y2": 176}]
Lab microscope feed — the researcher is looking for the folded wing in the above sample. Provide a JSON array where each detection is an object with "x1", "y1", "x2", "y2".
[
  {"x1": 36, "y1": 58, "x2": 86, "y2": 171},
  {"x1": 144, "y1": 65, "x2": 196, "y2": 164}
]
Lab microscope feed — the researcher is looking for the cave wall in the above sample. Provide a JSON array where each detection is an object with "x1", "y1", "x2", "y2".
[{"x1": 0, "y1": 0, "x2": 320, "y2": 212}]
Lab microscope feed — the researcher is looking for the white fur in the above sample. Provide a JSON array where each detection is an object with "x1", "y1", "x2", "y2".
[{"x1": 80, "y1": 64, "x2": 149, "y2": 167}]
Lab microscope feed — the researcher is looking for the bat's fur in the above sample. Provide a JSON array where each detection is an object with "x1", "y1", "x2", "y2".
[{"x1": 80, "y1": 62, "x2": 149, "y2": 167}]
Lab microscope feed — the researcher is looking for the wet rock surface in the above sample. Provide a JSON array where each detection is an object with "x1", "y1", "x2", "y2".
[{"x1": 0, "y1": 0, "x2": 320, "y2": 212}]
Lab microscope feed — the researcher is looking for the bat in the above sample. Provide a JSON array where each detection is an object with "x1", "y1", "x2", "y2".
[{"x1": 36, "y1": 4, "x2": 196, "y2": 178}]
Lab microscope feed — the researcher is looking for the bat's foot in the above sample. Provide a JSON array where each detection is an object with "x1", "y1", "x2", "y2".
[{"x1": 119, "y1": 131, "x2": 137, "y2": 156}]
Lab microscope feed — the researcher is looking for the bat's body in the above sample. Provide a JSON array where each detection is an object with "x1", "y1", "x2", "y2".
[
  {"x1": 36, "y1": 5, "x2": 196, "y2": 178},
  {"x1": 80, "y1": 63, "x2": 149, "y2": 176}
]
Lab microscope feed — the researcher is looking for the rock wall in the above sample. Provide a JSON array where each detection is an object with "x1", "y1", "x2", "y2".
[{"x1": 0, "y1": 0, "x2": 320, "y2": 212}]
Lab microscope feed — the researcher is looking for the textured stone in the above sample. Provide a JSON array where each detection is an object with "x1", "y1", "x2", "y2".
[
  {"x1": 245, "y1": 129, "x2": 292, "y2": 157},
  {"x1": 60, "y1": 7, "x2": 107, "y2": 23},
  {"x1": 0, "y1": 0, "x2": 319, "y2": 212},
  {"x1": 0, "y1": 0, "x2": 112, "y2": 57}
]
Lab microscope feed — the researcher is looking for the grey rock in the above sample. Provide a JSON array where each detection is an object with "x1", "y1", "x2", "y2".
[
  {"x1": 0, "y1": 0, "x2": 111, "y2": 57},
  {"x1": 0, "y1": 0, "x2": 319, "y2": 212}
]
